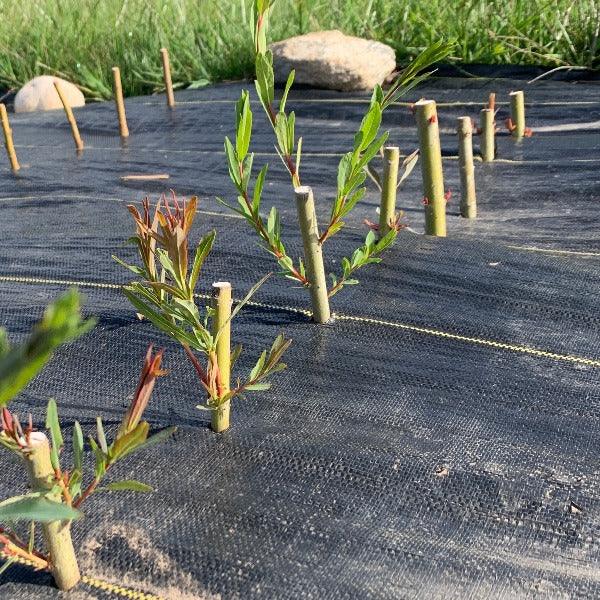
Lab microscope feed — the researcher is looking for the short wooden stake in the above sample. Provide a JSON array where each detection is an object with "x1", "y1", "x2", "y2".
[
  {"x1": 112, "y1": 67, "x2": 129, "y2": 137},
  {"x1": 211, "y1": 282, "x2": 232, "y2": 433},
  {"x1": 0, "y1": 103, "x2": 20, "y2": 171},
  {"x1": 160, "y1": 48, "x2": 175, "y2": 108},
  {"x1": 457, "y1": 117, "x2": 477, "y2": 219},
  {"x1": 25, "y1": 432, "x2": 81, "y2": 591},
  {"x1": 378, "y1": 146, "x2": 400, "y2": 237},
  {"x1": 488, "y1": 92, "x2": 496, "y2": 111},
  {"x1": 294, "y1": 186, "x2": 331, "y2": 323},
  {"x1": 510, "y1": 90, "x2": 525, "y2": 139},
  {"x1": 414, "y1": 99, "x2": 446, "y2": 237},
  {"x1": 53, "y1": 82, "x2": 84, "y2": 151},
  {"x1": 480, "y1": 108, "x2": 495, "y2": 162}
]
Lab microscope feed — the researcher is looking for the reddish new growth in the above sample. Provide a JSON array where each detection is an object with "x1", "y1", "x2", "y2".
[
  {"x1": 0, "y1": 525, "x2": 48, "y2": 571},
  {"x1": 364, "y1": 216, "x2": 408, "y2": 233},
  {"x1": 0, "y1": 410, "x2": 49, "y2": 569},
  {"x1": 428, "y1": 114, "x2": 437, "y2": 124},
  {"x1": 183, "y1": 345, "x2": 225, "y2": 404},
  {"x1": 127, "y1": 197, "x2": 160, "y2": 280},
  {"x1": 118, "y1": 345, "x2": 167, "y2": 437},
  {"x1": 506, "y1": 118, "x2": 533, "y2": 137},
  {"x1": 1, "y1": 408, "x2": 33, "y2": 449},
  {"x1": 421, "y1": 191, "x2": 451, "y2": 206},
  {"x1": 127, "y1": 192, "x2": 198, "y2": 290},
  {"x1": 75, "y1": 344, "x2": 166, "y2": 508}
]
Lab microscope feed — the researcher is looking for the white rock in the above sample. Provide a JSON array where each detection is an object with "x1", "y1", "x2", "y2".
[
  {"x1": 271, "y1": 30, "x2": 396, "y2": 92},
  {"x1": 14, "y1": 76, "x2": 85, "y2": 113}
]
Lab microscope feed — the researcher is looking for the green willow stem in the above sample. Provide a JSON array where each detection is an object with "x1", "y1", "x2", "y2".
[
  {"x1": 378, "y1": 146, "x2": 400, "y2": 237},
  {"x1": 510, "y1": 90, "x2": 526, "y2": 138},
  {"x1": 294, "y1": 186, "x2": 331, "y2": 323},
  {"x1": 25, "y1": 433, "x2": 81, "y2": 591},
  {"x1": 479, "y1": 108, "x2": 495, "y2": 162},
  {"x1": 457, "y1": 117, "x2": 477, "y2": 219},
  {"x1": 211, "y1": 282, "x2": 232, "y2": 432},
  {"x1": 415, "y1": 99, "x2": 446, "y2": 237}
]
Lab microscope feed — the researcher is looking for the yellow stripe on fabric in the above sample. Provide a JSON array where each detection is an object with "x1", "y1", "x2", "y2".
[
  {"x1": 0, "y1": 552, "x2": 163, "y2": 600},
  {"x1": 0, "y1": 275, "x2": 598, "y2": 367}
]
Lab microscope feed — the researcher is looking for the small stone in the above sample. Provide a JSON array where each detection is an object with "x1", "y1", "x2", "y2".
[
  {"x1": 435, "y1": 466, "x2": 450, "y2": 477},
  {"x1": 14, "y1": 76, "x2": 85, "y2": 113},
  {"x1": 271, "y1": 30, "x2": 396, "y2": 92}
]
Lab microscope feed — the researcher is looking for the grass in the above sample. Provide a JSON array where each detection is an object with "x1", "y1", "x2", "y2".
[{"x1": 0, "y1": 0, "x2": 598, "y2": 99}]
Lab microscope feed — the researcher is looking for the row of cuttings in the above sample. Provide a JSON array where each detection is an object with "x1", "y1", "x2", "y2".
[{"x1": 0, "y1": 1, "x2": 535, "y2": 594}]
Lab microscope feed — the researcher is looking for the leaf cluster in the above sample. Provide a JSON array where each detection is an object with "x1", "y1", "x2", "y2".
[
  {"x1": 329, "y1": 230, "x2": 397, "y2": 298},
  {"x1": 221, "y1": 1, "x2": 456, "y2": 306},
  {"x1": 366, "y1": 149, "x2": 419, "y2": 193},
  {"x1": 0, "y1": 347, "x2": 174, "y2": 525},
  {"x1": 220, "y1": 92, "x2": 307, "y2": 286},
  {"x1": 115, "y1": 194, "x2": 291, "y2": 409},
  {"x1": 0, "y1": 341, "x2": 174, "y2": 572},
  {"x1": 0, "y1": 289, "x2": 95, "y2": 408}
]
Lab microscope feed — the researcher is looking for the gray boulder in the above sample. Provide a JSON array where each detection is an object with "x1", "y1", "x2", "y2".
[{"x1": 271, "y1": 30, "x2": 396, "y2": 92}]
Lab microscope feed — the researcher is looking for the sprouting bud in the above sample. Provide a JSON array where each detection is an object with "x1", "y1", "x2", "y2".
[{"x1": 118, "y1": 345, "x2": 167, "y2": 437}]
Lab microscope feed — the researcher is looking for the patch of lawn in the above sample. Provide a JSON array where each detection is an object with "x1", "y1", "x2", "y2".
[{"x1": 0, "y1": 0, "x2": 598, "y2": 99}]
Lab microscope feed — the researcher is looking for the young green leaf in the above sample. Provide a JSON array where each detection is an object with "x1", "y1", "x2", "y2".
[
  {"x1": 249, "y1": 350, "x2": 267, "y2": 381},
  {"x1": 224, "y1": 136, "x2": 242, "y2": 189},
  {"x1": 72, "y1": 421, "x2": 84, "y2": 472},
  {"x1": 45, "y1": 398, "x2": 63, "y2": 454},
  {"x1": 189, "y1": 230, "x2": 217, "y2": 292},
  {"x1": 128, "y1": 426, "x2": 177, "y2": 456},
  {"x1": 0, "y1": 495, "x2": 82, "y2": 523},
  {"x1": 96, "y1": 417, "x2": 108, "y2": 455},
  {"x1": 244, "y1": 382, "x2": 271, "y2": 391},
  {"x1": 0, "y1": 556, "x2": 16, "y2": 577},
  {"x1": 235, "y1": 91, "x2": 253, "y2": 160},
  {"x1": 0, "y1": 290, "x2": 95, "y2": 408},
  {"x1": 89, "y1": 437, "x2": 107, "y2": 479},
  {"x1": 280, "y1": 70, "x2": 295, "y2": 113}
]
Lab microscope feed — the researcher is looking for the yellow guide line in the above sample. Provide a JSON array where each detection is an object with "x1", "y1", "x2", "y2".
[
  {"x1": 0, "y1": 552, "x2": 164, "y2": 600},
  {"x1": 0, "y1": 275, "x2": 598, "y2": 368}
]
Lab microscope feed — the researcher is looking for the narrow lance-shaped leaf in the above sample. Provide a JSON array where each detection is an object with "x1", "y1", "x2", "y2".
[
  {"x1": 96, "y1": 417, "x2": 108, "y2": 455},
  {"x1": 214, "y1": 273, "x2": 272, "y2": 343},
  {"x1": 72, "y1": 421, "x2": 84, "y2": 472},
  {"x1": 279, "y1": 70, "x2": 295, "y2": 113},
  {"x1": 0, "y1": 495, "x2": 82, "y2": 523},
  {"x1": 235, "y1": 91, "x2": 253, "y2": 160},
  {"x1": 45, "y1": 398, "x2": 63, "y2": 452},
  {"x1": 189, "y1": 230, "x2": 217, "y2": 293},
  {"x1": 45, "y1": 398, "x2": 63, "y2": 470}
]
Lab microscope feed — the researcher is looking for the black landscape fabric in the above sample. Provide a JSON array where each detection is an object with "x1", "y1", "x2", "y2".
[{"x1": 0, "y1": 73, "x2": 599, "y2": 599}]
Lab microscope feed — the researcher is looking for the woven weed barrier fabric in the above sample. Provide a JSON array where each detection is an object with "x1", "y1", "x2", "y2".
[{"x1": 0, "y1": 74, "x2": 599, "y2": 599}]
